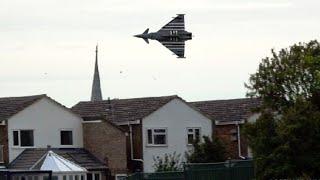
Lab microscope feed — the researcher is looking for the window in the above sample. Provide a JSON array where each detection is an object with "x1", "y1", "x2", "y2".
[
  {"x1": 87, "y1": 173, "x2": 100, "y2": 180},
  {"x1": 94, "y1": 174, "x2": 100, "y2": 180},
  {"x1": 60, "y1": 130, "x2": 73, "y2": 145},
  {"x1": 115, "y1": 174, "x2": 127, "y2": 180},
  {"x1": 247, "y1": 147, "x2": 253, "y2": 158},
  {"x1": 13, "y1": 130, "x2": 34, "y2": 147},
  {"x1": 147, "y1": 128, "x2": 167, "y2": 146},
  {"x1": 65, "y1": 175, "x2": 85, "y2": 180},
  {"x1": 13, "y1": 131, "x2": 19, "y2": 146},
  {"x1": 187, "y1": 128, "x2": 200, "y2": 145},
  {"x1": 87, "y1": 174, "x2": 92, "y2": 180},
  {"x1": 0, "y1": 145, "x2": 4, "y2": 162},
  {"x1": 229, "y1": 129, "x2": 238, "y2": 141}
]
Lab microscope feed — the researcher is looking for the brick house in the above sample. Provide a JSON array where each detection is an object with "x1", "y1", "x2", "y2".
[{"x1": 191, "y1": 98, "x2": 261, "y2": 159}]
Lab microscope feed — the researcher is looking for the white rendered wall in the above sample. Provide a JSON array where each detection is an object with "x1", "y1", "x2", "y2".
[
  {"x1": 142, "y1": 98, "x2": 212, "y2": 172},
  {"x1": 246, "y1": 113, "x2": 260, "y2": 158},
  {"x1": 7, "y1": 97, "x2": 83, "y2": 162},
  {"x1": 247, "y1": 113, "x2": 260, "y2": 123}
]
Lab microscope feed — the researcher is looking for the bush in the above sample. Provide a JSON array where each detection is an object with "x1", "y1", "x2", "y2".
[
  {"x1": 153, "y1": 152, "x2": 183, "y2": 172},
  {"x1": 186, "y1": 136, "x2": 227, "y2": 163}
]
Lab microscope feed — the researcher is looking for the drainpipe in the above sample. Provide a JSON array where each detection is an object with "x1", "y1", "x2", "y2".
[
  {"x1": 128, "y1": 122, "x2": 144, "y2": 163},
  {"x1": 236, "y1": 121, "x2": 246, "y2": 159}
]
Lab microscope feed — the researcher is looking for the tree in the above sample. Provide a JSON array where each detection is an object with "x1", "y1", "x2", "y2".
[
  {"x1": 244, "y1": 40, "x2": 320, "y2": 179},
  {"x1": 153, "y1": 152, "x2": 183, "y2": 172},
  {"x1": 186, "y1": 136, "x2": 227, "y2": 163},
  {"x1": 245, "y1": 40, "x2": 320, "y2": 112}
]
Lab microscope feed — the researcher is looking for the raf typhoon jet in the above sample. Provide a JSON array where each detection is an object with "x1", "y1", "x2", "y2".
[{"x1": 134, "y1": 14, "x2": 192, "y2": 58}]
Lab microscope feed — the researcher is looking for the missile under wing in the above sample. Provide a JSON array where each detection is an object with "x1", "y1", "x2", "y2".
[{"x1": 134, "y1": 14, "x2": 192, "y2": 58}]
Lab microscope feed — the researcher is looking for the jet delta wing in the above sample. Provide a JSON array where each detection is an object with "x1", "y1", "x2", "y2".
[
  {"x1": 159, "y1": 40, "x2": 185, "y2": 58},
  {"x1": 158, "y1": 14, "x2": 185, "y2": 32}
]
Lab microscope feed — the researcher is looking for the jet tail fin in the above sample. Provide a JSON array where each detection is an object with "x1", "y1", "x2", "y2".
[
  {"x1": 143, "y1": 38, "x2": 149, "y2": 44},
  {"x1": 143, "y1": 28, "x2": 149, "y2": 34}
]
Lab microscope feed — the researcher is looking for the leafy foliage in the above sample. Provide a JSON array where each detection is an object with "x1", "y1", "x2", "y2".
[
  {"x1": 244, "y1": 40, "x2": 320, "y2": 179},
  {"x1": 153, "y1": 152, "x2": 183, "y2": 172},
  {"x1": 246, "y1": 40, "x2": 320, "y2": 111},
  {"x1": 186, "y1": 136, "x2": 227, "y2": 163}
]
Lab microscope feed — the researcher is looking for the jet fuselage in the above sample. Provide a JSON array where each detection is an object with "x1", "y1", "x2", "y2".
[{"x1": 135, "y1": 30, "x2": 192, "y2": 42}]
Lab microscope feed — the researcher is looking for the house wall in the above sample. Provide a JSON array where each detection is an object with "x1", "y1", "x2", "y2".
[
  {"x1": 0, "y1": 122, "x2": 9, "y2": 165},
  {"x1": 215, "y1": 114, "x2": 260, "y2": 159},
  {"x1": 83, "y1": 121, "x2": 127, "y2": 175},
  {"x1": 142, "y1": 99, "x2": 213, "y2": 172},
  {"x1": 245, "y1": 113, "x2": 260, "y2": 158},
  {"x1": 7, "y1": 98, "x2": 83, "y2": 162},
  {"x1": 215, "y1": 124, "x2": 242, "y2": 159}
]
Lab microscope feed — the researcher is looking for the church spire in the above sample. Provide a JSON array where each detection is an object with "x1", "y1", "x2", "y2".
[{"x1": 91, "y1": 45, "x2": 103, "y2": 101}]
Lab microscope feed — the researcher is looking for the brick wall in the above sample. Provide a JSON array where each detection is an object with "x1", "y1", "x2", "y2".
[
  {"x1": 120, "y1": 124, "x2": 143, "y2": 172},
  {"x1": 0, "y1": 122, "x2": 8, "y2": 165},
  {"x1": 83, "y1": 121, "x2": 127, "y2": 175},
  {"x1": 215, "y1": 124, "x2": 248, "y2": 159}
]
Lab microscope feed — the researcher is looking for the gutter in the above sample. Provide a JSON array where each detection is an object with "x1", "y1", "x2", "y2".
[
  {"x1": 236, "y1": 121, "x2": 246, "y2": 160},
  {"x1": 128, "y1": 122, "x2": 144, "y2": 163},
  {"x1": 215, "y1": 120, "x2": 245, "y2": 125}
]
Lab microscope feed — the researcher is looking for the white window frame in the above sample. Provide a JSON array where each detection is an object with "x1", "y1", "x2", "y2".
[
  {"x1": 146, "y1": 128, "x2": 168, "y2": 146},
  {"x1": 0, "y1": 145, "x2": 4, "y2": 163},
  {"x1": 87, "y1": 172, "x2": 101, "y2": 180},
  {"x1": 58, "y1": 174, "x2": 86, "y2": 180},
  {"x1": 187, "y1": 127, "x2": 201, "y2": 145},
  {"x1": 0, "y1": 121, "x2": 5, "y2": 125},
  {"x1": 247, "y1": 146, "x2": 253, "y2": 158},
  {"x1": 12, "y1": 129, "x2": 34, "y2": 148},
  {"x1": 60, "y1": 129, "x2": 74, "y2": 146},
  {"x1": 115, "y1": 174, "x2": 127, "y2": 180}
]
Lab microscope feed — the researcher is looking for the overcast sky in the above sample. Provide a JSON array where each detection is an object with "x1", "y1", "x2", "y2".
[{"x1": 1, "y1": 0, "x2": 320, "y2": 107}]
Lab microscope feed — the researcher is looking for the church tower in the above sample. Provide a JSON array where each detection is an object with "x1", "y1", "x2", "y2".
[{"x1": 91, "y1": 45, "x2": 103, "y2": 101}]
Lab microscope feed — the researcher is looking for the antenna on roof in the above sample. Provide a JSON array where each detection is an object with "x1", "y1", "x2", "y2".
[{"x1": 105, "y1": 97, "x2": 115, "y2": 122}]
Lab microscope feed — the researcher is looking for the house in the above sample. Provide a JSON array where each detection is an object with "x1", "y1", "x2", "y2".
[
  {"x1": 191, "y1": 98, "x2": 261, "y2": 159},
  {"x1": 0, "y1": 94, "x2": 110, "y2": 180},
  {"x1": 72, "y1": 95, "x2": 214, "y2": 173}
]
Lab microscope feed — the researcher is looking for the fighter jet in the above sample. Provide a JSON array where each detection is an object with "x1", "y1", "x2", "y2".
[{"x1": 134, "y1": 14, "x2": 192, "y2": 58}]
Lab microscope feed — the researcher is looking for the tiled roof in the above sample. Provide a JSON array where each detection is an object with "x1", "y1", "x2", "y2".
[
  {"x1": 9, "y1": 148, "x2": 107, "y2": 170},
  {"x1": 190, "y1": 98, "x2": 261, "y2": 123},
  {"x1": 0, "y1": 95, "x2": 46, "y2": 121},
  {"x1": 72, "y1": 95, "x2": 260, "y2": 124},
  {"x1": 72, "y1": 95, "x2": 178, "y2": 123}
]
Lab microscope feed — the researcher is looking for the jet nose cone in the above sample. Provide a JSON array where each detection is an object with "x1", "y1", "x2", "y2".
[{"x1": 134, "y1": 34, "x2": 143, "y2": 38}]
